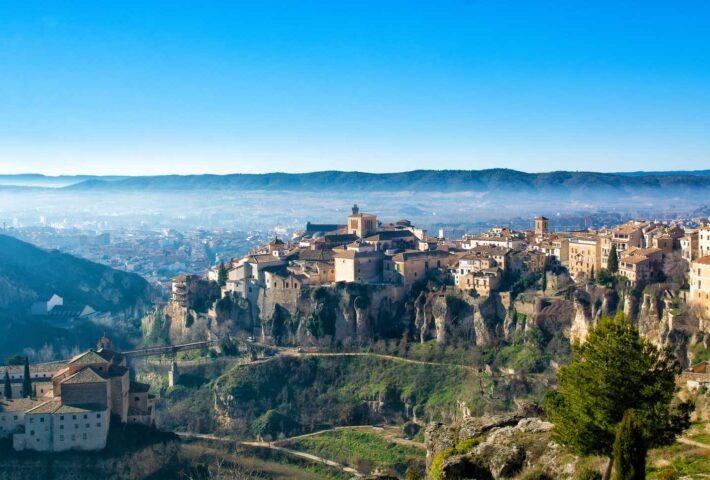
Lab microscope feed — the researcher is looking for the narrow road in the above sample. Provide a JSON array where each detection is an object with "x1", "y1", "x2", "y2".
[
  {"x1": 678, "y1": 436, "x2": 710, "y2": 450},
  {"x1": 175, "y1": 431, "x2": 363, "y2": 477}
]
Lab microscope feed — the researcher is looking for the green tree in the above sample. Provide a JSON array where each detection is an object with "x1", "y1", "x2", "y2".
[
  {"x1": 21, "y1": 357, "x2": 32, "y2": 398},
  {"x1": 5, "y1": 354, "x2": 23, "y2": 366},
  {"x1": 217, "y1": 262, "x2": 228, "y2": 287},
  {"x1": 541, "y1": 269, "x2": 547, "y2": 292},
  {"x1": 608, "y1": 244, "x2": 619, "y2": 274},
  {"x1": 3, "y1": 370, "x2": 11, "y2": 399},
  {"x1": 613, "y1": 409, "x2": 646, "y2": 480},
  {"x1": 545, "y1": 314, "x2": 692, "y2": 480}
]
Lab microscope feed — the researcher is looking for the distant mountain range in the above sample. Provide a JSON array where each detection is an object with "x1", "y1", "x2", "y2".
[
  {"x1": 1, "y1": 169, "x2": 710, "y2": 192},
  {"x1": 3, "y1": 169, "x2": 710, "y2": 192}
]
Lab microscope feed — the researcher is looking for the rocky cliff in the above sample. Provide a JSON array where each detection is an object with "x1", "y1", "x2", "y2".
[
  {"x1": 0, "y1": 441, "x2": 179, "y2": 480},
  {"x1": 424, "y1": 411, "x2": 574, "y2": 479}
]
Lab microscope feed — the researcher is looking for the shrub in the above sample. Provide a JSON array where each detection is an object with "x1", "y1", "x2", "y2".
[
  {"x1": 430, "y1": 447, "x2": 455, "y2": 480},
  {"x1": 575, "y1": 466, "x2": 603, "y2": 480},
  {"x1": 520, "y1": 470, "x2": 554, "y2": 480}
]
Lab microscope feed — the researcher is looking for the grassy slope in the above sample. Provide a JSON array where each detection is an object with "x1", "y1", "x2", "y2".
[
  {"x1": 286, "y1": 428, "x2": 424, "y2": 474},
  {"x1": 211, "y1": 355, "x2": 549, "y2": 438}
]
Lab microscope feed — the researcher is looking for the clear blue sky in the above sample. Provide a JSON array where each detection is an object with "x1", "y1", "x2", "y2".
[{"x1": 1, "y1": 1, "x2": 709, "y2": 175}]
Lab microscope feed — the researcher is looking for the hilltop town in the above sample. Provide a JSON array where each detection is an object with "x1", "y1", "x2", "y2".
[{"x1": 151, "y1": 204, "x2": 710, "y2": 353}]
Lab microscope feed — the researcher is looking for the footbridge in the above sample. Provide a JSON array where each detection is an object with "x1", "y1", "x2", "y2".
[{"x1": 120, "y1": 339, "x2": 221, "y2": 358}]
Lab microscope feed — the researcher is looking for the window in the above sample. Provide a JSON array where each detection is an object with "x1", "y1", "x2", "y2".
[
  {"x1": 96, "y1": 423, "x2": 101, "y2": 427},
  {"x1": 30, "y1": 430, "x2": 34, "y2": 436},
  {"x1": 29, "y1": 418, "x2": 34, "y2": 423},
  {"x1": 134, "y1": 397, "x2": 140, "y2": 402},
  {"x1": 60, "y1": 425, "x2": 64, "y2": 430},
  {"x1": 60, "y1": 435, "x2": 64, "y2": 441},
  {"x1": 72, "y1": 415, "x2": 77, "y2": 420},
  {"x1": 40, "y1": 417, "x2": 44, "y2": 423},
  {"x1": 85, "y1": 423, "x2": 90, "y2": 428},
  {"x1": 60, "y1": 416, "x2": 64, "y2": 421},
  {"x1": 96, "y1": 413, "x2": 101, "y2": 419},
  {"x1": 83, "y1": 414, "x2": 88, "y2": 419}
]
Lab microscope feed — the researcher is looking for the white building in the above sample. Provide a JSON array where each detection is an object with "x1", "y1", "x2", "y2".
[
  {"x1": 12, "y1": 399, "x2": 109, "y2": 452},
  {"x1": 0, "y1": 398, "x2": 42, "y2": 439}
]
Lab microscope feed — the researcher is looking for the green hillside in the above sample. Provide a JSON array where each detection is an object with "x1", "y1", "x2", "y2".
[{"x1": 0, "y1": 234, "x2": 153, "y2": 313}]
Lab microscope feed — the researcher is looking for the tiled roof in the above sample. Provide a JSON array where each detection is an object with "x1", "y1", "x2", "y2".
[
  {"x1": 68, "y1": 351, "x2": 109, "y2": 366},
  {"x1": 0, "y1": 398, "x2": 44, "y2": 413},
  {"x1": 696, "y1": 256, "x2": 710, "y2": 265},
  {"x1": 26, "y1": 399, "x2": 62, "y2": 414},
  {"x1": 322, "y1": 233, "x2": 359, "y2": 243},
  {"x1": 96, "y1": 349, "x2": 125, "y2": 364},
  {"x1": 55, "y1": 403, "x2": 106, "y2": 413},
  {"x1": 392, "y1": 249, "x2": 450, "y2": 262},
  {"x1": 61, "y1": 367, "x2": 107, "y2": 385},
  {"x1": 246, "y1": 254, "x2": 284, "y2": 265},
  {"x1": 364, "y1": 230, "x2": 416, "y2": 241}
]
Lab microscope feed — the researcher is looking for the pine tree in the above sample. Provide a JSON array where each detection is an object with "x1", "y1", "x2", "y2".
[
  {"x1": 3, "y1": 370, "x2": 11, "y2": 399},
  {"x1": 21, "y1": 357, "x2": 32, "y2": 398},
  {"x1": 545, "y1": 314, "x2": 692, "y2": 480},
  {"x1": 613, "y1": 409, "x2": 646, "y2": 480},
  {"x1": 608, "y1": 244, "x2": 619, "y2": 273}
]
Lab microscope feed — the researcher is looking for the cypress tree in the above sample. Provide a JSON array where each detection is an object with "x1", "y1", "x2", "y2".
[
  {"x1": 3, "y1": 370, "x2": 11, "y2": 399},
  {"x1": 613, "y1": 409, "x2": 646, "y2": 480},
  {"x1": 217, "y1": 263, "x2": 228, "y2": 287},
  {"x1": 608, "y1": 244, "x2": 619, "y2": 273},
  {"x1": 541, "y1": 269, "x2": 547, "y2": 292},
  {"x1": 21, "y1": 357, "x2": 32, "y2": 398}
]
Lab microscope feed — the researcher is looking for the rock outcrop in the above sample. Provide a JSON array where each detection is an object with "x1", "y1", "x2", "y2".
[{"x1": 425, "y1": 414, "x2": 573, "y2": 480}]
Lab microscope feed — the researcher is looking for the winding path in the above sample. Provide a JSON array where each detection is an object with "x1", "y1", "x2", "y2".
[{"x1": 175, "y1": 431, "x2": 364, "y2": 477}]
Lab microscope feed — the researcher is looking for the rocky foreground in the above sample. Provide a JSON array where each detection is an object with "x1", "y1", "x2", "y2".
[{"x1": 424, "y1": 409, "x2": 573, "y2": 480}]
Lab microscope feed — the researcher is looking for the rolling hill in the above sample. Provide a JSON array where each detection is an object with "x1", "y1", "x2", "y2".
[
  {"x1": 0, "y1": 234, "x2": 154, "y2": 315},
  {"x1": 59, "y1": 169, "x2": 710, "y2": 193}
]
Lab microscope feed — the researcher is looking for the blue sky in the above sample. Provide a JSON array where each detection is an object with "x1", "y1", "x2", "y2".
[{"x1": 0, "y1": 1, "x2": 709, "y2": 175}]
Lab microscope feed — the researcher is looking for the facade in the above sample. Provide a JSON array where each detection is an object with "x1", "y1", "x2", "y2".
[
  {"x1": 388, "y1": 250, "x2": 452, "y2": 286},
  {"x1": 333, "y1": 243, "x2": 383, "y2": 283},
  {"x1": 690, "y1": 256, "x2": 710, "y2": 319},
  {"x1": 568, "y1": 235, "x2": 600, "y2": 280},
  {"x1": 700, "y1": 224, "x2": 710, "y2": 259},
  {"x1": 13, "y1": 400, "x2": 109, "y2": 452},
  {"x1": 347, "y1": 204, "x2": 377, "y2": 238},
  {"x1": 0, "y1": 398, "x2": 42, "y2": 439},
  {"x1": 681, "y1": 231, "x2": 699, "y2": 262},
  {"x1": 618, "y1": 247, "x2": 664, "y2": 286}
]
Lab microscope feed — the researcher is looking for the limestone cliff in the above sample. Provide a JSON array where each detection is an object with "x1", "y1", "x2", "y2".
[{"x1": 425, "y1": 413, "x2": 574, "y2": 479}]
